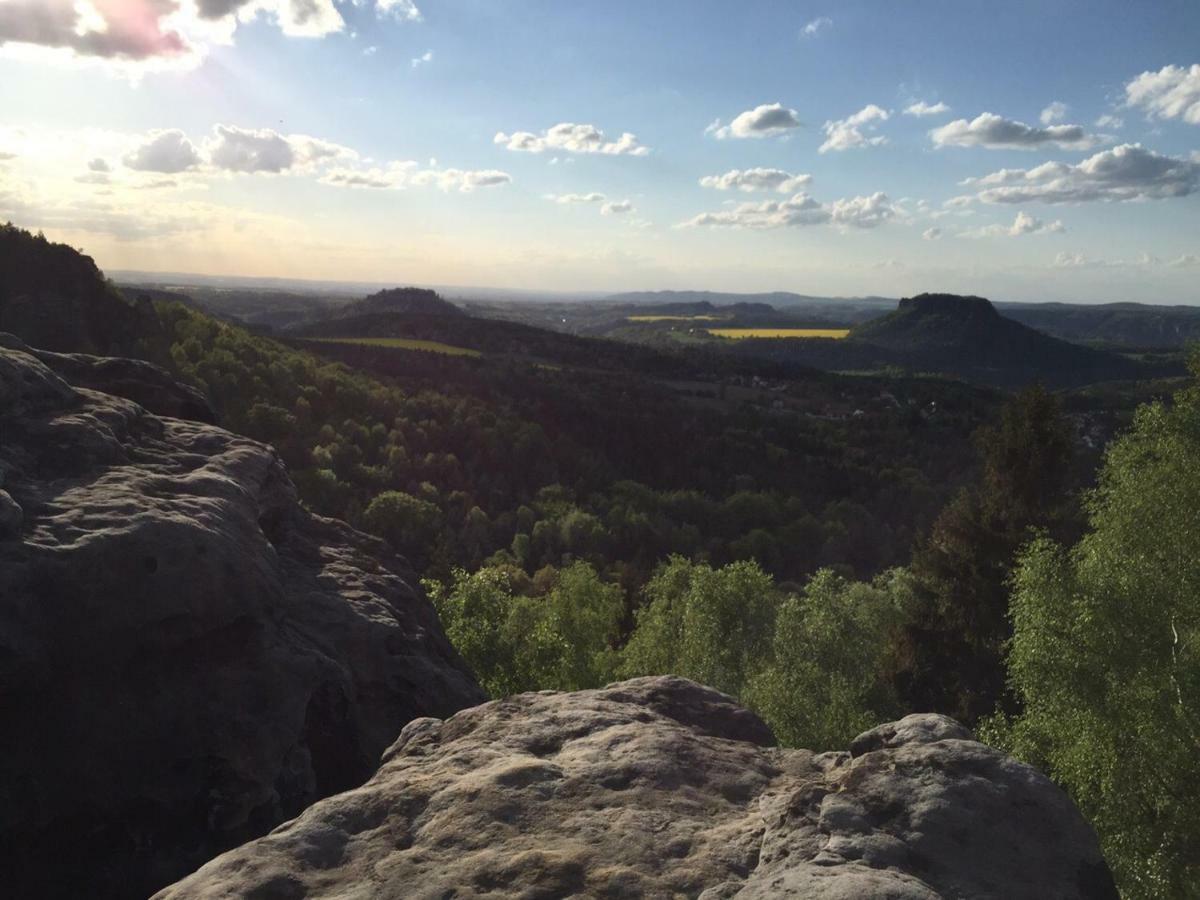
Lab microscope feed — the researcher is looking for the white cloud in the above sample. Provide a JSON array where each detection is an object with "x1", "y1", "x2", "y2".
[
  {"x1": 601, "y1": 200, "x2": 634, "y2": 215},
  {"x1": 411, "y1": 49, "x2": 433, "y2": 68},
  {"x1": 124, "y1": 130, "x2": 201, "y2": 173},
  {"x1": 1051, "y1": 251, "x2": 1200, "y2": 270},
  {"x1": 828, "y1": 192, "x2": 896, "y2": 228},
  {"x1": 1040, "y1": 101, "x2": 1069, "y2": 125},
  {"x1": 802, "y1": 16, "x2": 831, "y2": 37},
  {"x1": 707, "y1": 103, "x2": 802, "y2": 140},
  {"x1": 1124, "y1": 64, "x2": 1200, "y2": 125},
  {"x1": 494, "y1": 123, "x2": 649, "y2": 155},
  {"x1": 698, "y1": 168, "x2": 812, "y2": 193},
  {"x1": 195, "y1": 0, "x2": 344, "y2": 38},
  {"x1": 923, "y1": 226, "x2": 942, "y2": 240},
  {"x1": 819, "y1": 104, "x2": 889, "y2": 153},
  {"x1": 0, "y1": 0, "x2": 189, "y2": 61},
  {"x1": 680, "y1": 190, "x2": 895, "y2": 230},
  {"x1": 904, "y1": 100, "x2": 950, "y2": 117},
  {"x1": 206, "y1": 126, "x2": 296, "y2": 173},
  {"x1": 966, "y1": 143, "x2": 1200, "y2": 204},
  {"x1": 547, "y1": 192, "x2": 606, "y2": 204},
  {"x1": 1095, "y1": 114, "x2": 1124, "y2": 129},
  {"x1": 204, "y1": 125, "x2": 356, "y2": 173},
  {"x1": 320, "y1": 162, "x2": 510, "y2": 193},
  {"x1": 406, "y1": 167, "x2": 512, "y2": 192},
  {"x1": 376, "y1": 0, "x2": 422, "y2": 22},
  {"x1": 931, "y1": 112, "x2": 1100, "y2": 150},
  {"x1": 320, "y1": 163, "x2": 413, "y2": 188},
  {"x1": 962, "y1": 211, "x2": 1065, "y2": 238},
  {"x1": 0, "y1": 0, "x2": 417, "y2": 74}
]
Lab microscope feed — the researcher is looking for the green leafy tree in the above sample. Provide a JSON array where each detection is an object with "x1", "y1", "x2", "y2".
[
  {"x1": 363, "y1": 490, "x2": 442, "y2": 566},
  {"x1": 747, "y1": 569, "x2": 910, "y2": 750},
  {"x1": 619, "y1": 557, "x2": 777, "y2": 698},
  {"x1": 999, "y1": 372, "x2": 1200, "y2": 898},
  {"x1": 427, "y1": 562, "x2": 623, "y2": 697}
]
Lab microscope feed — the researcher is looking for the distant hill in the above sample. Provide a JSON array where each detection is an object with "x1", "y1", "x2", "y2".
[
  {"x1": 603, "y1": 290, "x2": 895, "y2": 313},
  {"x1": 722, "y1": 293, "x2": 1165, "y2": 388},
  {"x1": 336, "y1": 287, "x2": 465, "y2": 319},
  {"x1": 848, "y1": 294, "x2": 1146, "y2": 386},
  {"x1": 998, "y1": 301, "x2": 1200, "y2": 349}
]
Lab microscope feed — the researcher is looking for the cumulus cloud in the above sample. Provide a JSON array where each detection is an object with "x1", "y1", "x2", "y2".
[
  {"x1": 707, "y1": 103, "x2": 802, "y2": 139},
  {"x1": 494, "y1": 123, "x2": 649, "y2": 156},
  {"x1": 964, "y1": 143, "x2": 1200, "y2": 204},
  {"x1": 411, "y1": 49, "x2": 433, "y2": 68},
  {"x1": 124, "y1": 129, "x2": 201, "y2": 173},
  {"x1": 1124, "y1": 64, "x2": 1200, "y2": 124},
  {"x1": 904, "y1": 100, "x2": 950, "y2": 117},
  {"x1": 600, "y1": 199, "x2": 634, "y2": 216},
  {"x1": 820, "y1": 104, "x2": 889, "y2": 153},
  {"x1": 204, "y1": 125, "x2": 355, "y2": 173},
  {"x1": 802, "y1": 16, "x2": 831, "y2": 36},
  {"x1": 923, "y1": 227, "x2": 942, "y2": 240},
  {"x1": 1040, "y1": 101, "x2": 1069, "y2": 125},
  {"x1": 0, "y1": 0, "x2": 188, "y2": 60},
  {"x1": 680, "y1": 191, "x2": 895, "y2": 230},
  {"x1": 698, "y1": 168, "x2": 812, "y2": 193},
  {"x1": 207, "y1": 125, "x2": 294, "y2": 172},
  {"x1": 0, "y1": 0, "x2": 418, "y2": 73},
  {"x1": 196, "y1": 0, "x2": 343, "y2": 38},
  {"x1": 931, "y1": 112, "x2": 1100, "y2": 150},
  {"x1": 88, "y1": 157, "x2": 111, "y2": 173},
  {"x1": 962, "y1": 211, "x2": 1065, "y2": 238}
]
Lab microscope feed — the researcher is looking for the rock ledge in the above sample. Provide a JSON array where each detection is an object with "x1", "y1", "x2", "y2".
[{"x1": 158, "y1": 676, "x2": 1116, "y2": 899}]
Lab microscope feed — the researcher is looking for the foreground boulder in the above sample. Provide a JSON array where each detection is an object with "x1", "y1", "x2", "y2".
[
  {"x1": 158, "y1": 676, "x2": 1116, "y2": 899},
  {"x1": 0, "y1": 344, "x2": 484, "y2": 898}
]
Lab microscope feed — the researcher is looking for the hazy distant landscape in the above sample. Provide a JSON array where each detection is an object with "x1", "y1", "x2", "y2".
[{"x1": 2, "y1": 2, "x2": 1198, "y2": 898}]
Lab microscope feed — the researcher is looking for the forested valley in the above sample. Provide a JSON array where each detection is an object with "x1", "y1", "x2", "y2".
[{"x1": 3, "y1": 224, "x2": 1197, "y2": 896}]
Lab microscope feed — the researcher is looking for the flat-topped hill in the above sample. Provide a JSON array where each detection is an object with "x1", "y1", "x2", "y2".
[{"x1": 337, "y1": 286, "x2": 466, "y2": 319}]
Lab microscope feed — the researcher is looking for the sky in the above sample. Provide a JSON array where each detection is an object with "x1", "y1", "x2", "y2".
[{"x1": 1, "y1": 1, "x2": 1199, "y2": 302}]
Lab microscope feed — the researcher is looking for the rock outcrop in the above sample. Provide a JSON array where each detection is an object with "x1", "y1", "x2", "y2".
[
  {"x1": 158, "y1": 676, "x2": 1117, "y2": 899},
  {"x1": 0, "y1": 343, "x2": 484, "y2": 899},
  {"x1": 0, "y1": 332, "x2": 217, "y2": 423}
]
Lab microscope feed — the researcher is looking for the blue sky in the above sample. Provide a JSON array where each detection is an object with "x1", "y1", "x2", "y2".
[{"x1": 1, "y1": 0, "x2": 1199, "y2": 301}]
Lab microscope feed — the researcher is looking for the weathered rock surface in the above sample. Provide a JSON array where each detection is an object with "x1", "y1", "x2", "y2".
[
  {"x1": 158, "y1": 676, "x2": 1117, "y2": 900},
  {"x1": 0, "y1": 332, "x2": 217, "y2": 423},
  {"x1": 0, "y1": 345, "x2": 484, "y2": 898}
]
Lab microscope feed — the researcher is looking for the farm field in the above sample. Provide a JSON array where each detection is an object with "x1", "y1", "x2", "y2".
[
  {"x1": 707, "y1": 328, "x2": 851, "y2": 339},
  {"x1": 303, "y1": 336, "x2": 482, "y2": 357}
]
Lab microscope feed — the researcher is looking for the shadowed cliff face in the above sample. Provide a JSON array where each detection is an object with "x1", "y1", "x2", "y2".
[
  {"x1": 157, "y1": 676, "x2": 1117, "y2": 900},
  {"x1": 0, "y1": 340, "x2": 484, "y2": 899}
]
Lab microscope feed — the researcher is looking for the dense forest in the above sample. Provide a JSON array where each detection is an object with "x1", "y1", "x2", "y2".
[{"x1": 2, "y1": 224, "x2": 1196, "y2": 896}]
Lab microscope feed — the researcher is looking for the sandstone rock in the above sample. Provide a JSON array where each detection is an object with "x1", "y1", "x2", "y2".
[
  {"x1": 0, "y1": 345, "x2": 484, "y2": 899},
  {"x1": 158, "y1": 676, "x2": 1117, "y2": 900},
  {"x1": 0, "y1": 332, "x2": 217, "y2": 423}
]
